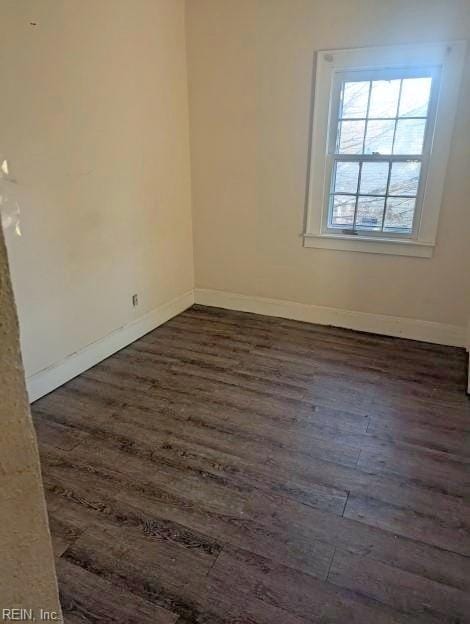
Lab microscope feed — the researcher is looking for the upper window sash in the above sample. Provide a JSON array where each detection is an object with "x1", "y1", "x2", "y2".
[{"x1": 327, "y1": 67, "x2": 440, "y2": 160}]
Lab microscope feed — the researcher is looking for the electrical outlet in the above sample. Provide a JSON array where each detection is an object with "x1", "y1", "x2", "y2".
[{"x1": 132, "y1": 294, "x2": 139, "y2": 307}]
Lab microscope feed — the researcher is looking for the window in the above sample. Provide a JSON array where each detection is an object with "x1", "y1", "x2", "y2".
[
  {"x1": 304, "y1": 43, "x2": 466, "y2": 257},
  {"x1": 330, "y1": 71, "x2": 434, "y2": 235}
]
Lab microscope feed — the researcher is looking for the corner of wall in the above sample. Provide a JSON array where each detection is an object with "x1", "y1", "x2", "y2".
[{"x1": 0, "y1": 224, "x2": 61, "y2": 615}]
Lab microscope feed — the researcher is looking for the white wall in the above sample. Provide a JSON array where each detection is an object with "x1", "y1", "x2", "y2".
[
  {"x1": 0, "y1": 0, "x2": 194, "y2": 386},
  {"x1": 186, "y1": 0, "x2": 470, "y2": 333}
]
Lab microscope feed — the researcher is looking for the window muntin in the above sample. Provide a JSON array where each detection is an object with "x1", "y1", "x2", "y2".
[{"x1": 327, "y1": 71, "x2": 435, "y2": 235}]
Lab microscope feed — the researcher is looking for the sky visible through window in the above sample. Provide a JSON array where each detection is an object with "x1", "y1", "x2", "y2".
[{"x1": 329, "y1": 76, "x2": 432, "y2": 233}]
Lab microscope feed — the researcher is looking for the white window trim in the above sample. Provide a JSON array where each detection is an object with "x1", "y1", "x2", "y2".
[{"x1": 304, "y1": 42, "x2": 467, "y2": 257}]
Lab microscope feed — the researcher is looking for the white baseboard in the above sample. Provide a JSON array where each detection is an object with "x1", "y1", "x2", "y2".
[
  {"x1": 27, "y1": 287, "x2": 466, "y2": 403},
  {"x1": 26, "y1": 290, "x2": 194, "y2": 403},
  {"x1": 194, "y1": 288, "x2": 466, "y2": 348}
]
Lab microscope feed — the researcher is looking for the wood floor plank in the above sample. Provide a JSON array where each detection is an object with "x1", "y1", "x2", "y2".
[
  {"x1": 46, "y1": 391, "x2": 349, "y2": 514},
  {"x1": 343, "y1": 492, "x2": 470, "y2": 555},
  {"x1": 207, "y1": 546, "x2": 422, "y2": 624},
  {"x1": 329, "y1": 549, "x2": 470, "y2": 624},
  {"x1": 64, "y1": 440, "x2": 335, "y2": 580},
  {"x1": 366, "y1": 393, "x2": 470, "y2": 432},
  {"x1": 367, "y1": 416, "x2": 470, "y2": 458},
  {"x1": 357, "y1": 445, "x2": 470, "y2": 499},
  {"x1": 36, "y1": 376, "x2": 350, "y2": 490},
  {"x1": 47, "y1": 507, "x2": 85, "y2": 559},
  {"x1": 32, "y1": 416, "x2": 89, "y2": 451},
  {"x1": 87, "y1": 351, "x2": 372, "y2": 431},
  {"x1": 41, "y1": 445, "x2": 223, "y2": 561},
  {"x1": 61, "y1": 527, "x2": 210, "y2": 623},
  {"x1": 58, "y1": 558, "x2": 178, "y2": 624},
  {"x1": 130, "y1": 339, "x2": 241, "y2": 370},
  {"x1": 158, "y1": 382, "x2": 466, "y2": 464}
]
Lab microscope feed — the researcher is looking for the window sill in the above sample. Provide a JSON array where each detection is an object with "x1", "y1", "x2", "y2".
[{"x1": 302, "y1": 233, "x2": 434, "y2": 257}]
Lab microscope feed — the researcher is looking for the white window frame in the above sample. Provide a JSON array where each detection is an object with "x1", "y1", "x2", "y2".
[{"x1": 304, "y1": 42, "x2": 466, "y2": 257}]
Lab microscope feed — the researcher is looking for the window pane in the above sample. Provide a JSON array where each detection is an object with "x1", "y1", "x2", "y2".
[
  {"x1": 393, "y1": 119, "x2": 426, "y2": 154},
  {"x1": 356, "y1": 197, "x2": 385, "y2": 230},
  {"x1": 334, "y1": 162, "x2": 360, "y2": 193},
  {"x1": 368, "y1": 80, "x2": 401, "y2": 118},
  {"x1": 331, "y1": 195, "x2": 356, "y2": 227},
  {"x1": 337, "y1": 120, "x2": 365, "y2": 154},
  {"x1": 359, "y1": 162, "x2": 389, "y2": 195},
  {"x1": 341, "y1": 81, "x2": 370, "y2": 118},
  {"x1": 399, "y1": 77, "x2": 432, "y2": 117},
  {"x1": 389, "y1": 161, "x2": 421, "y2": 196},
  {"x1": 384, "y1": 197, "x2": 415, "y2": 231},
  {"x1": 364, "y1": 119, "x2": 395, "y2": 154}
]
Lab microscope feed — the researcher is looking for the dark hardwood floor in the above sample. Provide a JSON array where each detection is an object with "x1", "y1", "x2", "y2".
[{"x1": 32, "y1": 305, "x2": 470, "y2": 624}]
